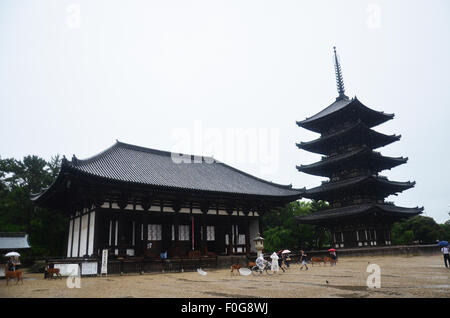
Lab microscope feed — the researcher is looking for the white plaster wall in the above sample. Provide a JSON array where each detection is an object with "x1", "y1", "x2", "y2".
[
  {"x1": 88, "y1": 211, "x2": 95, "y2": 256},
  {"x1": 67, "y1": 219, "x2": 73, "y2": 257},
  {"x1": 79, "y1": 213, "x2": 89, "y2": 257},
  {"x1": 72, "y1": 217, "x2": 80, "y2": 257}
]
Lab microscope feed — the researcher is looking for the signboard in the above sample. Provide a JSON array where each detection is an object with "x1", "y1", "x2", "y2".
[
  {"x1": 81, "y1": 262, "x2": 98, "y2": 276},
  {"x1": 101, "y1": 249, "x2": 108, "y2": 275}
]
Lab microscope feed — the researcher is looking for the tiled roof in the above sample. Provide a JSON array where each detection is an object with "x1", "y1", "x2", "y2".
[
  {"x1": 302, "y1": 175, "x2": 415, "y2": 200},
  {"x1": 296, "y1": 97, "x2": 394, "y2": 133},
  {"x1": 0, "y1": 233, "x2": 31, "y2": 250},
  {"x1": 295, "y1": 204, "x2": 423, "y2": 223},
  {"x1": 57, "y1": 141, "x2": 303, "y2": 198},
  {"x1": 296, "y1": 120, "x2": 401, "y2": 155},
  {"x1": 297, "y1": 147, "x2": 407, "y2": 176}
]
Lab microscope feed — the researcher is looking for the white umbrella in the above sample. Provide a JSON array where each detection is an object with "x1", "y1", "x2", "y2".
[
  {"x1": 281, "y1": 250, "x2": 291, "y2": 254},
  {"x1": 197, "y1": 268, "x2": 207, "y2": 276},
  {"x1": 4, "y1": 252, "x2": 20, "y2": 257},
  {"x1": 239, "y1": 268, "x2": 252, "y2": 276}
]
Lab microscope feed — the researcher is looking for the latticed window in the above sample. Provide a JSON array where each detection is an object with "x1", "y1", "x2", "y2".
[
  {"x1": 148, "y1": 224, "x2": 162, "y2": 241},
  {"x1": 206, "y1": 226, "x2": 215, "y2": 241},
  {"x1": 178, "y1": 225, "x2": 190, "y2": 241}
]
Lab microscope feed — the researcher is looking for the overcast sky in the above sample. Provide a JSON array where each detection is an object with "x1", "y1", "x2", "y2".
[{"x1": 1, "y1": 0, "x2": 449, "y2": 223}]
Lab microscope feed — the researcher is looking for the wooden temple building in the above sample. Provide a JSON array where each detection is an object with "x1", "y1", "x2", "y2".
[
  {"x1": 31, "y1": 141, "x2": 302, "y2": 268},
  {"x1": 295, "y1": 47, "x2": 423, "y2": 248}
]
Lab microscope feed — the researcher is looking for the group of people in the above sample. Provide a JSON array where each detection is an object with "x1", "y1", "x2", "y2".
[
  {"x1": 256, "y1": 249, "x2": 337, "y2": 272},
  {"x1": 264, "y1": 251, "x2": 290, "y2": 273}
]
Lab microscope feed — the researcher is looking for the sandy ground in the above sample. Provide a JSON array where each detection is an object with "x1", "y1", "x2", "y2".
[{"x1": 0, "y1": 255, "x2": 449, "y2": 298}]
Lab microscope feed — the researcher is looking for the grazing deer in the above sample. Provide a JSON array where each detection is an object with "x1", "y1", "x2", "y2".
[
  {"x1": 323, "y1": 256, "x2": 336, "y2": 266},
  {"x1": 311, "y1": 257, "x2": 324, "y2": 266},
  {"x1": 45, "y1": 265, "x2": 62, "y2": 279},
  {"x1": 230, "y1": 264, "x2": 241, "y2": 275}
]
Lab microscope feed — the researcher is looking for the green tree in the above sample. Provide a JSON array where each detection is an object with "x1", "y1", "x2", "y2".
[
  {"x1": 262, "y1": 200, "x2": 330, "y2": 253},
  {"x1": 0, "y1": 155, "x2": 67, "y2": 257},
  {"x1": 440, "y1": 220, "x2": 450, "y2": 241},
  {"x1": 392, "y1": 215, "x2": 445, "y2": 245}
]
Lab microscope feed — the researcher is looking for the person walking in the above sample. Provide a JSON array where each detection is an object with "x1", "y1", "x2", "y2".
[
  {"x1": 442, "y1": 245, "x2": 449, "y2": 268},
  {"x1": 299, "y1": 250, "x2": 308, "y2": 271},
  {"x1": 329, "y1": 250, "x2": 337, "y2": 266},
  {"x1": 282, "y1": 253, "x2": 290, "y2": 268},
  {"x1": 276, "y1": 251, "x2": 286, "y2": 272},
  {"x1": 270, "y1": 252, "x2": 280, "y2": 273}
]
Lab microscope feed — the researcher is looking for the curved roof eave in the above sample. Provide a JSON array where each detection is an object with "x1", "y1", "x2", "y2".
[
  {"x1": 297, "y1": 98, "x2": 394, "y2": 132},
  {"x1": 31, "y1": 141, "x2": 304, "y2": 204}
]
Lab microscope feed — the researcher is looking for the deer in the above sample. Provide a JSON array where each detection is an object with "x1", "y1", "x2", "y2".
[
  {"x1": 5, "y1": 265, "x2": 23, "y2": 285},
  {"x1": 45, "y1": 265, "x2": 62, "y2": 279}
]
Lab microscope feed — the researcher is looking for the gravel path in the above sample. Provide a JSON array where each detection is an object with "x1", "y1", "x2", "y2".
[{"x1": 1, "y1": 255, "x2": 449, "y2": 298}]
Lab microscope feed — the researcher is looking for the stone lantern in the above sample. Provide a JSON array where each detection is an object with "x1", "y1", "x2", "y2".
[{"x1": 253, "y1": 233, "x2": 264, "y2": 258}]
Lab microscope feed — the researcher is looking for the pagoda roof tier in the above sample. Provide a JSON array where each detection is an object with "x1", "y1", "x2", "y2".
[
  {"x1": 302, "y1": 175, "x2": 415, "y2": 201},
  {"x1": 295, "y1": 203, "x2": 423, "y2": 225},
  {"x1": 31, "y1": 141, "x2": 303, "y2": 207},
  {"x1": 296, "y1": 120, "x2": 401, "y2": 155},
  {"x1": 296, "y1": 147, "x2": 408, "y2": 177},
  {"x1": 296, "y1": 97, "x2": 394, "y2": 134}
]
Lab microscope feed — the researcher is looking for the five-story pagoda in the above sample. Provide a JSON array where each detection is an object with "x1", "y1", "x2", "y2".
[{"x1": 295, "y1": 47, "x2": 423, "y2": 248}]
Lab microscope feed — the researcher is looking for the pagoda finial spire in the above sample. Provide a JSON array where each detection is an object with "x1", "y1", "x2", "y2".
[{"x1": 333, "y1": 46, "x2": 348, "y2": 101}]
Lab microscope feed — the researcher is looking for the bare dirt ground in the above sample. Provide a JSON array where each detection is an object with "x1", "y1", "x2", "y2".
[{"x1": 0, "y1": 255, "x2": 449, "y2": 298}]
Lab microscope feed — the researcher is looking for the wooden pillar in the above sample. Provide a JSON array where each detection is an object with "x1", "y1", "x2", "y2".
[
  {"x1": 191, "y1": 214, "x2": 201, "y2": 251},
  {"x1": 161, "y1": 222, "x2": 170, "y2": 255},
  {"x1": 142, "y1": 212, "x2": 149, "y2": 257},
  {"x1": 173, "y1": 205, "x2": 180, "y2": 257},
  {"x1": 244, "y1": 219, "x2": 250, "y2": 255},
  {"x1": 191, "y1": 215, "x2": 195, "y2": 251},
  {"x1": 226, "y1": 206, "x2": 233, "y2": 255},
  {"x1": 258, "y1": 213, "x2": 264, "y2": 237},
  {"x1": 133, "y1": 214, "x2": 140, "y2": 255},
  {"x1": 200, "y1": 204, "x2": 209, "y2": 255},
  {"x1": 117, "y1": 213, "x2": 125, "y2": 256}
]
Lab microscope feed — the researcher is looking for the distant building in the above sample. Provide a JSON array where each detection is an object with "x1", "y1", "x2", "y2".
[
  {"x1": 295, "y1": 47, "x2": 423, "y2": 248},
  {"x1": 0, "y1": 232, "x2": 31, "y2": 252}
]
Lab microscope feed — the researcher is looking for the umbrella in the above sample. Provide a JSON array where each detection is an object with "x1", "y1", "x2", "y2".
[
  {"x1": 281, "y1": 250, "x2": 291, "y2": 254},
  {"x1": 437, "y1": 241, "x2": 449, "y2": 247},
  {"x1": 197, "y1": 268, "x2": 207, "y2": 276},
  {"x1": 239, "y1": 268, "x2": 252, "y2": 276},
  {"x1": 4, "y1": 252, "x2": 20, "y2": 257},
  {"x1": 328, "y1": 249, "x2": 336, "y2": 252}
]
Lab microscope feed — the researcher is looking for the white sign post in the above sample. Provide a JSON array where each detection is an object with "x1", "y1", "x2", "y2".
[{"x1": 101, "y1": 249, "x2": 108, "y2": 276}]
